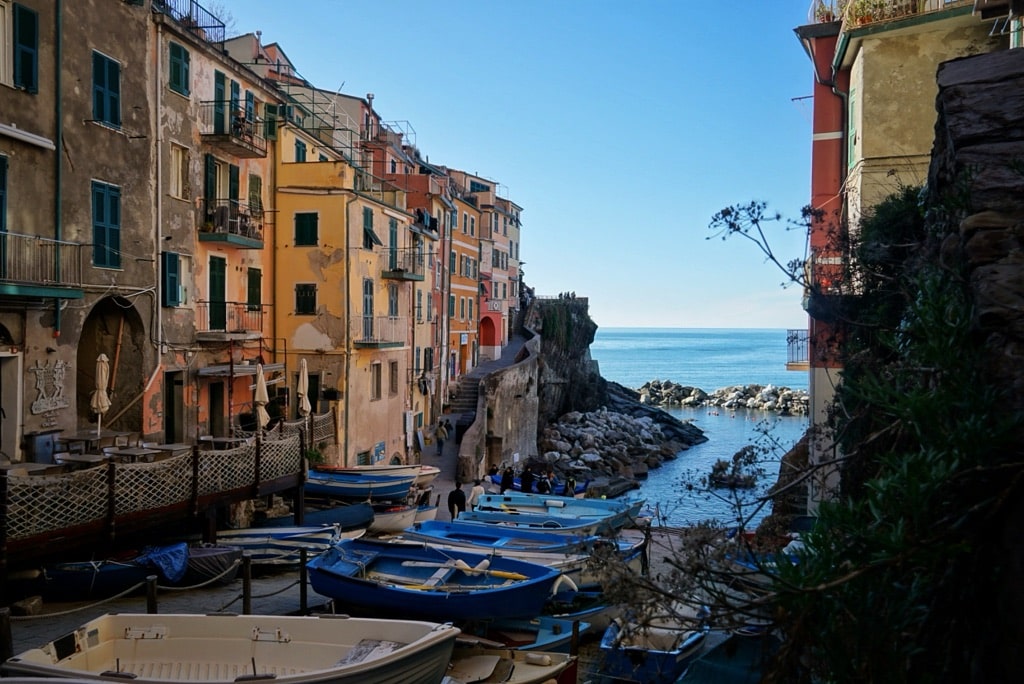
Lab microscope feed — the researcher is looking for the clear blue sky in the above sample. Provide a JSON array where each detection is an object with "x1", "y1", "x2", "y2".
[{"x1": 220, "y1": 0, "x2": 815, "y2": 329}]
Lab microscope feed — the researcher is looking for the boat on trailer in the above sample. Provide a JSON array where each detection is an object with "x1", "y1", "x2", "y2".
[{"x1": 1, "y1": 612, "x2": 461, "y2": 684}]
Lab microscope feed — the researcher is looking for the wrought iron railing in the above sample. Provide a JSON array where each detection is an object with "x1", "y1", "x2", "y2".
[
  {"x1": 198, "y1": 199, "x2": 264, "y2": 240},
  {"x1": 0, "y1": 231, "x2": 83, "y2": 287},
  {"x1": 196, "y1": 301, "x2": 270, "y2": 333},
  {"x1": 351, "y1": 315, "x2": 407, "y2": 345},
  {"x1": 384, "y1": 246, "x2": 425, "y2": 276},
  {"x1": 808, "y1": 0, "x2": 974, "y2": 26},
  {"x1": 787, "y1": 329, "x2": 810, "y2": 366},
  {"x1": 153, "y1": 0, "x2": 226, "y2": 45},
  {"x1": 198, "y1": 101, "x2": 268, "y2": 156}
]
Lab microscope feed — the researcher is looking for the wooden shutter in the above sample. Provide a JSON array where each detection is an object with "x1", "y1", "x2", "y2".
[
  {"x1": 162, "y1": 252, "x2": 180, "y2": 307},
  {"x1": 13, "y1": 4, "x2": 39, "y2": 93}
]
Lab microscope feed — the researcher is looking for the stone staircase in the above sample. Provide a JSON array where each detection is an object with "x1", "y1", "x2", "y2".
[{"x1": 448, "y1": 375, "x2": 481, "y2": 416}]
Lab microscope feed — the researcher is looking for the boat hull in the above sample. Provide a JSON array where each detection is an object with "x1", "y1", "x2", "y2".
[
  {"x1": 307, "y1": 538, "x2": 561, "y2": 622},
  {"x1": 598, "y1": 618, "x2": 707, "y2": 684},
  {"x1": 305, "y1": 471, "x2": 415, "y2": 501},
  {"x1": 2, "y1": 613, "x2": 460, "y2": 684},
  {"x1": 215, "y1": 526, "x2": 342, "y2": 565}
]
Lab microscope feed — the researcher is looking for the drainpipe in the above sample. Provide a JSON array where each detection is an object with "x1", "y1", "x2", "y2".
[
  {"x1": 342, "y1": 194, "x2": 354, "y2": 466},
  {"x1": 53, "y1": 0, "x2": 63, "y2": 339},
  {"x1": 155, "y1": 22, "x2": 164, "y2": 358}
]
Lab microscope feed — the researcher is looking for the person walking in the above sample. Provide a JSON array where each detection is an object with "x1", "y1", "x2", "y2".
[
  {"x1": 435, "y1": 420, "x2": 449, "y2": 457},
  {"x1": 468, "y1": 479, "x2": 486, "y2": 510},
  {"x1": 500, "y1": 467, "x2": 514, "y2": 493},
  {"x1": 447, "y1": 481, "x2": 466, "y2": 520},
  {"x1": 520, "y1": 466, "x2": 534, "y2": 494}
]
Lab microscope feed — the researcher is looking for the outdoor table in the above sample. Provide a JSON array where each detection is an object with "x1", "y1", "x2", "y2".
[
  {"x1": 199, "y1": 435, "x2": 249, "y2": 450},
  {"x1": 151, "y1": 443, "x2": 193, "y2": 456},
  {"x1": 55, "y1": 452, "x2": 112, "y2": 468},
  {"x1": 106, "y1": 446, "x2": 163, "y2": 463},
  {"x1": 57, "y1": 429, "x2": 131, "y2": 454}
]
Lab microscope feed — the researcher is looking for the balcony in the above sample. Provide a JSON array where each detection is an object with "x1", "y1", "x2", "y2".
[
  {"x1": 351, "y1": 315, "x2": 407, "y2": 348},
  {"x1": 196, "y1": 301, "x2": 269, "y2": 341},
  {"x1": 808, "y1": 0, "x2": 974, "y2": 26},
  {"x1": 0, "y1": 232, "x2": 84, "y2": 300},
  {"x1": 199, "y1": 101, "x2": 267, "y2": 158},
  {"x1": 198, "y1": 199, "x2": 264, "y2": 249},
  {"x1": 382, "y1": 247, "x2": 425, "y2": 281},
  {"x1": 801, "y1": 249, "x2": 859, "y2": 322},
  {"x1": 153, "y1": 0, "x2": 226, "y2": 46},
  {"x1": 787, "y1": 329, "x2": 811, "y2": 372}
]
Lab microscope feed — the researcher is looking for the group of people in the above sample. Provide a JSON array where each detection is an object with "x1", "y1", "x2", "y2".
[{"x1": 496, "y1": 464, "x2": 576, "y2": 496}]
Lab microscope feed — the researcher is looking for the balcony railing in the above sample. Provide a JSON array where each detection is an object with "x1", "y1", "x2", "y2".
[
  {"x1": 787, "y1": 329, "x2": 810, "y2": 371},
  {"x1": 382, "y1": 247, "x2": 425, "y2": 280},
  {"x1": 153, "y1": 0, "x2": 226, "y2": 46},
  {"x1": 351, "y1": 315, "x2": 407, "y2": 348},
  {"x1": 808, "y1": 0, "x2": 974, "y2": 26},
  {"x1": 196, "y1": 301, "x2": 269, "y2": 335},
  {"x1": 198, "y1": 199, "x2": 264, "y2": 247},
  {"x1": 198, "y1": 101, "x2": 267, "y2": 158},
  {"x1": 0, "y1": 231, "x2": 83, "y2": 292}
]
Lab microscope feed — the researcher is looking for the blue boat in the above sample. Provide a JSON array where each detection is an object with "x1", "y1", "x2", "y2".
[
  {"x1": 544, "y1": 588, "x2": 620, "y2": 636},
  {"x1": 39, "y1": 543, "x2": 189, "y2": 601},
  {"x1": 599, "y1": 606, "x2": 709, "y2": 684},
  {"x1": 455, "y1": 508, "x2": 618, "y2": 536},
  {"x1": 305, "y1": 469, "x2": 415, "y2": 501},
  {"x1": 461, "y1": 615, "x2": 590, "y2": 653},
  {"x1": 216, "y1": 525, "x2": 344, "y2": 565},
  {"x1": 259, "y1": 502, "x2": 375, "y2": 534},
  {"x1": 475, "y1": 492, "x2": 645, "y2": 531},
  {"x1": 400, "y1": 519, "x2": 599, "y2": 554},
  {"x1": 306, "y1": 537, "x2": 561, "y2": 622}
]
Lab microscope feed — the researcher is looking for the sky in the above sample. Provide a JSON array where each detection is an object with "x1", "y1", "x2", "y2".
[{"x1": 218, "y1": 0, "x2": 817, "y2": 330}]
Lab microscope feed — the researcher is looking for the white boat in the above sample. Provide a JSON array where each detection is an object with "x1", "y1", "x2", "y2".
[
  {"x1": 415, "y1": 464, "x2": 441, "y2": 487},
  {"x1": 1, "y1": 613, "x2": 461, "y2": 684},
  {"x1": 443, "y1": 643, "x2": 574, "y2": 684},
  {"x1": 368, "y1": 503, "x2": 419, "y2": 534},
  {"x1": 215, "y1": 525, "x2": 358, "y2": 565}
]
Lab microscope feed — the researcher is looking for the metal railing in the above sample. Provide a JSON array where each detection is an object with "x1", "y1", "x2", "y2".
[
  {"x1": 351, "y1": 315, "x2": 407, "y2": 345},
  {"x1": 0, "y1": 231, "x2": 83, "y2": 287},
  {"x1": 153, "y1": 0, "x2": 226, "y2": 45},
  {"x1": 808, "y1": 0, "x2": 973, "y2": 26},
  {"x1": 198, "y1": 101, "x2": 268, "y2": 156},
  {"x1": 787, "y1": 329, "x2": 810, "y2": 366},
  {"x1": 196, "y1": 301, "x2": 270, "y2": 333},
  {"x1": 384, "y1": 247, "x2": 425, "y2": 276},
  {"x1": 198, "y1": 199, "x2": 264, "y2": 240}
]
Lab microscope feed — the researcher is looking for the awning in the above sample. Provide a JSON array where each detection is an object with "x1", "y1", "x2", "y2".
[{"x1": 198, "y1": 362, "x2": 285, "y2": 378}]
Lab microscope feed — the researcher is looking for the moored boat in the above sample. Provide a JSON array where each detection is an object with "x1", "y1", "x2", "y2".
[
  {"x1": 598, "y1": 602, "x2": 710, "y2": 684},
  {"x1": 305, "y1": 469, "x2": 416, "y2": 501},
  {"x1": 543, "y1": 588, "x2": 620, "y2": 636},
  {"x1": 458, "y1": 616, "x2": 589, "y2": 654},
  {"x1": 487, "y1": 473, "x2": 589, "y2": 497},
  {"x1": 444, "y1": 642, "x2": 575, "y2": 684},
  {"x1": 174, "y1": 543, "x2": 243, "y2": 587},
  {"x1": 306, "y1": 538, "x2": 562, "y2": 622},
  {"x1": 259, "y1": 502, "x2": 375, "y2": 534},
  {"x1": 1, "y1": 612, "x2": 460, "y2": 684},
  {"x1": 475, "y1": 492, "x2": 645, "y2": 530},
  {"x1": 368, "y1": 502, "x2": 419, "y2": 534},
  {"x1": 454, "y1": 508, "x2": 617, "y2": 536},
  {"x1": 400, "y1": 519, "x2": 598, "y2": 554},
  {"x1": 38, "y1": 543, "x2": 190, "y2": 601},
  {"x1": 215, "y1": 525, "x2": 345, "y2": 565}
]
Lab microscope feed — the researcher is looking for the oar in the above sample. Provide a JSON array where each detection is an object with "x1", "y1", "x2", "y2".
[{"x1": 401, "y1": 559, "x2": 529, "y2": 581}]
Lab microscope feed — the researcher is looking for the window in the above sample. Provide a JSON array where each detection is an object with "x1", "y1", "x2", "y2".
[
  {"x1": 416, "y1": 290, "x2": 423, "y2": 322},
  {"x1": 0, "y1": 156, "x2": 6, "y2": 235},
  {"x1": 247, "y1": 268, "x2": 261, "y2": 310},
  {"x1": 389, "y1": 361, "x2": 398, "y2": 395},
  {"x1": 248, "y1": 174, "x2": 263, "y2": 214},
  {"x1": 294, "y1": 139, "x2": 306, "y2": 162},
  {"x1": 470, "y1": 216, "x2": 475, "y2": 236},
  {"x1": 169, "y1": 144, "x2": 188, "y2": 199},
  {"x1": 449, "y1": 295, "x2": 455, "y2": 317},
  {"x1": 370, "y1": 363, "x2": 382, "y2": 401},
  {"x1": 424, "y1": 347, "x2": 434, "y2": 372},
  {"x1": 388, "y1": 284, "x2": 398, "y2": 317},
  {"x1": 426, "y1": 293, "x2": 433, "y2": 322},
  {"x1": 161, "y1": 251, "x2": 180, "y2": 306},
  {"x1": 92, "y1": 51, "x2": 121, "y2": 127},
  {"x1": 362, "y1": 207, "x2": 382, "y2": 249},
  {"x1": 168, "y1": 42, "x2": 189, "y2": 96},
  {"x1": 9, "y1": 3, "x2": 37, "y2": 92},
  {"x1": 462, "y1": 212, "x2": 467, "y2": 233},
  {"x1": 319, "y1": 153, "x2": 328, "y2": 162},
  {"x1": 469, "y1": 180, "x2": 490, "y2": 193},
  {"x1": 467, "y1": 297, "x2": 473, "y2": 321},
  {"x1": 459, "y1": 297, "x2": 465, "y2": 320},
  {"x1": 295, "y1": 283, "x2": 316, "y2": 314},
  {"x1": 294, "y1": 212, "x2": 318, "y2": 246},
  {"x1": 92, "y1": 181, "x2": 121, "y2": 268}
]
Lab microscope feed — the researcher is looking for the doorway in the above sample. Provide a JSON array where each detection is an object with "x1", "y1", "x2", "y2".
[
  {"x1": 209, "y1": 381, "x2": 225, "y2": 436},
  {"x1": 164, "y1": 370, "x2": 184, "y2": 442}
]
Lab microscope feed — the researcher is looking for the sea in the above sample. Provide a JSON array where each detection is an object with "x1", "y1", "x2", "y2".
[{"x1": 590, "y1": 328, "x2": 809, "y2": 529}]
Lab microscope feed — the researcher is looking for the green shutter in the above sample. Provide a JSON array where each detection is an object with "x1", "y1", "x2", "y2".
[
  {"x1": 162, "y1": 252, "x2": 180, "y2": 307},
  {"x1": 245, "y1": 91, "x2": 255, "y2": 121},
  {"x1": 247, "y1": 268, "x2": 261, "y2": 307},
  {"x1": 264, "y1": 103, "x2": 278, "y2": 139},
  {"x1": 13, "y1": 4, "x2": 39, "y2": 93},
  {"x1": 228, "y1": 164, "x2": 239, "y2": 202},
  {"x1": 295, "y1": 213, "x2": 318, "y2": 245},
  {"x1": 169, "y1": 43, "x2": 190, "y2": 95},
  {"x1": 213, "y1": 71, "x2": 226, "y2": 134}
]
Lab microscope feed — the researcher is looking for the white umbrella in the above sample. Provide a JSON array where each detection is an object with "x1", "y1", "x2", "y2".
[
  {"x1": 297, "y1": 358, "x2": 312, "y2": 418},
  {"x1": 90, "y1": 353, "x2": 112, "y2": 437},
  {"x1": 254, "y1": 363, "x2": 271, "y2": 430}
]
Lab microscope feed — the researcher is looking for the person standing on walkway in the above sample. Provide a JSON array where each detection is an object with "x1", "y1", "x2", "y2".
[
  {"x1": 448, "y1": 481, "x2": 466, "y2": 520},
  {"x1": 468, "y1": 479, "x2": 486, "y2": 510},
  {"x1": 500, "y1": 467, "x2": 514, "y2": 493},
  {"x1": 435, "y1": 420, "x2": 449, "y2": 457}
]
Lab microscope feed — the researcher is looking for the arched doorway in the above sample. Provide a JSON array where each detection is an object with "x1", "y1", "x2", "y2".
[{"x1": 76, "y1": 297, "x2": 147, "y2": 433}]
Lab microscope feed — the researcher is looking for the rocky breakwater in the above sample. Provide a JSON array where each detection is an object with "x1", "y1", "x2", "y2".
[
  {"x1": 530, "y1": 384, "x2": 708, "y2": 497},
  {"x1": 637, "y1": 379, "x2": 810, "y2": 415}
]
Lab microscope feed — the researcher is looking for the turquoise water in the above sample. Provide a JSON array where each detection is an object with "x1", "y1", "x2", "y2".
[{"x1": 591, "y1": 328, "x2": 809, "y2": 527}]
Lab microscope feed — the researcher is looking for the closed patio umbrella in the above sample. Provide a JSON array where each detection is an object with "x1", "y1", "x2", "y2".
[
  {"x1": 297, "y1": 358, "x2": 312, "y2": 418},
  {"x1": 91, "y1": 353, "x2": 112, "y2": 437},
  {"x1": 254, "y1": 363, "x2": 271, "y2": 430}
]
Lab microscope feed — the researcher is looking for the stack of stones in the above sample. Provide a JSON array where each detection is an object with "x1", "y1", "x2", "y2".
[{"x1": 637, "y1": 380, "x2": 810, "y2": 415}]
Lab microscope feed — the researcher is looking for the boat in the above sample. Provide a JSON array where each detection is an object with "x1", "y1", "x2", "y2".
[
  {"x1": 598, "y1": 602, "x2": 710, "y2": 684},
  {"x1": 306, "y1": 537, "x2": 562, "y2": 622},
  {"x1": 455, "y1": 508, "x2": 618, "y2": 536},
  {"x1": 2, "y1": 612, "x2": 461, "y2": 684},
  {"x1": 414, "y1": 502, "x2": 439, "y2": 522},
  {"x1": 38, "y1": 543, "x2": 190, "y2": 601},
  {"x1": 216, "y1": 525, "x2": 345, "y2": 565},
  {"x1": 444, "y1": 642, "x2": 575, "y2": 684},
  {"x1": 475, "y1": 492, "x2": 645, "y2": 530},
  {"x1": 314, "y1": 463, "x2": 423, "y2": 479},
  {"x1": 400, "y1": 519, "x2": 599, "y2": 554},
  {"x1": 544, "y1": 588, "x2": 620, "y2": 636},
  {"x1": 415, "y1": 464, "x2": 441, "y2": 487},
  {"x1": 487, "y1": 473, "x2": 589, "y2": 497},
  {"x1": 306, "y1": 469, "x2": 416, "y2": 501},
  {"x1": 174, "y1": 543, "x2": 243, "y2": 587},
  {"x1": 368, "y1": 502, "x2": 419, "y2": 534},
  {"x1": 459, "y1": 616, "x2": 589, "y2": 654},
  {"x1": 259, "y1": 502, "x2": 375, "y2": 534}
]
